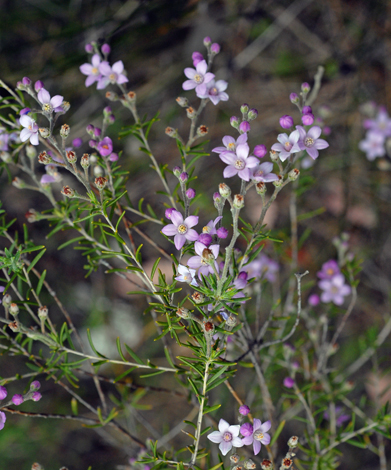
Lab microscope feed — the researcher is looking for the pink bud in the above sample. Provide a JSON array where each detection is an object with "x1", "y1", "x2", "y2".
[
  {"x1": 101, "y1": 44, "x2": 111, "y2": 54},
  {"x1": 239, "y1": 121, "x2": 250, "y2": 133},
  {"x1": 301, "y1": 113, "x2": 314, "y2": 126},
  {"x1": 12, "y1": 394, "x2": 24, "y2": 405},
  {"x1": 211, "y1": 43, "x2": 220, "y2": 54},
  {"x1": 254, "y1": 144, "x2": 267, "y2": 158},
  {"x1": 34, "y1": 81, "x2": 44, "y2": 92},
  {"x1": 279, "y1": 115, "x2": 294, "y2": 129}
]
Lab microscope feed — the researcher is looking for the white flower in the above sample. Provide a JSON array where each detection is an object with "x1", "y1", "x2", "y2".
[
  {"x1": 207, "y1": 419, "x2": 243, "y2": 456},
  {"x1": 20, "y1": 115, "x2": 39, "y2": 146}
]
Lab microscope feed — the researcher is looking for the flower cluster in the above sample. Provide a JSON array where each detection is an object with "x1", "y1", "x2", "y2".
[
  {"x1": 207, "y1": 410, "x2": 271, "y2": 457},
  {"x1": 309, "y1": 260, "x2": 351, "y2": 306},
  {"x1": 359, "y1": 103, "x2": 391, "y2": 160}
]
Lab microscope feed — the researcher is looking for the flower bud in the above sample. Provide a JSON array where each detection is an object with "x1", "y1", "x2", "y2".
[
  {"x1": 254, "y1": 144, "x2": 267, "y2": 158},
  {"x1": 211, "y1": 43, "x2": 220, "y2": 54},
  {"x1": 213, "y1": 192, "x2": 221, "y2": 204},
  {"x1": 32, "y1": 391, "x2": 42, "y2": 402},
  {"x1": 72, "y1": 137, "x2": 83, "y2": 148},
  {"x1": 108, "y1": 114, "x2": 115, "y2": 124},
  {"x1": 176, "y1": 96, "x2": 189, "y2": 107},
  {"x1": 240, "y1": 103, "x2": 249, "y2": 115},
  {"x1": 95, "y1": 176, "x2": 108, "y2": 190},
  {"x1": 12, "y1": 177, "x2": 26, "y2": 189},
  {"x1": 34, "y1": 80, "x2": 44, "y2": 92},
  {"x1": 288, "y1": 168, "x2": 300, "y2": 181},
  {"x1": 0, "y1": 385, "x2": 7, "y2": 400},
  {"x1": 203, "y1": 36, "x2": 212, "y2": 46},
  {"x1": 186, "y1": 188, "x2": 196, "y2": 199},
  {"x1": 93, "y1": 127, "x2": 101, "y2": 137},
  {"x1": 217, "y1": 227, "x2": 228, "y2": 239},
  {"x1": 60, "y1": 124, "x2": 70, "y2": 139},
  {"x1": 66, "y1": 150, "x2": 77, "y2": 164},
  {"x1": 272, "y1": 175, "x2": 283, "y2": 187},
  {"x1": 61, "y1": 186, "x2": 76, "y2": 198},
  {"x1": 280, "y1": 115, "x2": 294, "y2": 129},
  {"x1": 197, "y1": 125, "x2": 208, "y2": 136},
  {"x1": 165, "y1": 127, "x2": 178, "y2": 138},
  {"x1": 248, "y1": 108, "x2": 258, "y2": 121},
  {"x1": 244, "y1": 459, "x2": 256, "y2": 470},
  {"x1": 289, "y1": 92, "x2": 299, "y2": 104},
  {"x1": 233, "y1": 194, "x2": 244, "y2": 209},
  {"x1": 192, "y1": 51, "x2": 203, "y2": 66},
  {"x1": 2, "y1": 294, "x2": 12, "y2": 307},
  {"x1": 186, "y1": 107, "x2": 196, "y2": 119},
  {"x1": 173, "y1": 166, "x2": 181, "y2": 177},
  {"x1": 165, "y1": 207, "x2": 175, "y2": 219},
  {"x1": 226, "y1": 314, "x2": 237, "y2": 327},
  {"x1": 12, "y1": 394, "x2": 24, "y2": 405},
  {"x1": 38, "y1": 151, "x2": 52, "y2": 165},
  {"x1": 86, "y1": 124, "x2": 95, "y2": 136},
  {"x1": 255, "y1": 182, "x2": 266, "y2": 195},
  {"x1": 219, "y1": 183, "x2": 231, "y2": 198},
  {"x1": 191, "y1": 292, "x2": 205, "y2": 304},
  {"x1": 39, "y1": 128, "x2": 50, "y2": 139},
  {"x1": 261, "y1": 460, "x2": 273, "y2": 470},
  {"x1": 20, "y1": 107, "x2": 31, "y2": 116},
  {"x1": 25, "y1": 209, "x2": 38, "y2": 223},
  {"x1": 239, "y1": 404, "x2": 250, "y2": 415},
  {"x1": 288, "y1": 436, "x2": 298, "y2": 448},
  {"x1": 38, "y1": 306, "x2": 48, "y2": 319},
  {"x1": 301, "y1": 113, "x2": 314, "y2": 125},
  {"x1": 22, "y1": 77, "x2": 32, "y2": 86},
  {"x1": 80, "y1": 153, "x2": 90, "y2": 169},
  {"x1": 239, "y1": 121, "x2": 250, "y2": 133},
  {"x1": 9, "y1": 303, "x2": 19, "y2": 316},
  {"x1": 203, "y1": 320, "x2": 215, "y2": 335},
  {"x1": 301, "y1": 82, "x2": 311, "y2": 93},
  {"x1": 179, "y1": 172, "x2": 188, "y2": 183},
  {"x1": 0, "y1": 152, "x2": 12, "y2": 163},
  {"x1": 30, "y1": 381, "x2": 41, "y2": 391},
  {"x1": 105, "y1": 91, "x2": 119, "y2": 101},
  {"x1": 85, "y1": 43, "x2": 93, "y2": 53},
  {"x1": 16, "y1": 81, "x2": 25, "y2": 91},
  {"x1": 26, "y1": 145, "x2": 37, "y2": 159},
  {"x1": 89, "y1": 139, "x2": 97, "y2": 149},
  {"x1": 198, "y1": 233, "x2": 212, "y2": 247},
  {"x1": 176, "y1": 307, "x2": 191, "y2": 319},
  {"x1": 101, "y1": 43, "x2": 111, "y2": 54},
  {"x1": 302, "y1": 105, "x2": 312, "y2": 114},
  {"x1": 93, "y1": 165, "x2": 103, "y2": 177},
  {"x1": 230, "y1": 116, "x2": 239, "y2": 129}
]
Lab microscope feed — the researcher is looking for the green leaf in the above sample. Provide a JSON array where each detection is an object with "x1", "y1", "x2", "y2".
[
  {"x1": 86, "y1": 329, "x2": 108, "y2": 359},
  {"x1": 36, "y1": 269, "x2": 46, "y2": 296},
  {"x1": 203, "y1": 404, "x2": 221, "y2": 414},
  {"x1": 270, "y1": 420, "x2": 285, "y2": 446},
  {"x1": 124, "y1": 343, "x2": 145, "y2": 365}
]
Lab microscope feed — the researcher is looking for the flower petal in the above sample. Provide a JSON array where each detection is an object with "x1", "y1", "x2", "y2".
[
  {"x1": 253, "y1": 439, "x2": 261, "y2": 455},
  {"x1": 223, "y1": 165, "x2": 238, "y2": 178},
  {"x1": 184, "y1": 215, "x2": 198, "y2": 228},
  {"x1": 112, "y1": 61, "x2": 124, "y2": 74},
  {"x1": 219, "y1": 441, "x2": 232, "y2": 456},
  {"x1": 218, "y1": 419, "x2": 230, "y2": 433},
  {"x1": 162, "y1": 224, "x2": 177, "y2": 236},
  {"x1": 170, "y1": 210, "x2": 183, "y2": 227},
  {"x1": 38, "y1": 89, "x2": 50, "y2": 104},
  {"x1": 186, "y1": 229, "x2": 199, "y2": 241},
  {"x1": 174, "y1": 234, "x2": 186, "y2": 250},
  {"x1": 207, "y1": 431, "x2": 223, "y2": 443},
  {"x1": 307, "y1": 126, "x2": 322, "y2": 140}
]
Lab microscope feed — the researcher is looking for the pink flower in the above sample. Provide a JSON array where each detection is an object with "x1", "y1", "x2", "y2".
[
  {"x1": 12, "y1": 394, "x2": 24, "y2": 405},
  {"x1": 32, "y1": 391, "x2": 42, "y2": 402},
  {"x1": 317, "y1": 260, "x2": 340, "y2": 280},
  {"x1": 212, "y1": 133, "x2": 248, "y2": 154},
  {"x1": 207, "y1": 419, "x2": 243, "y2": 456},
  {"x1": 201, "y1": 216, "x2": 222, "y2": 236},
  {"x1": 271, "y1": 130, "x2": 301, "y2": 162},
  {"x1": 182, "y1": 60, "x2": 214, "y2": 93},
  {"x1": 283, "y1": 377, "x2": 295, "y2": 388},
  {"x1": 0, "y1": 411, "x2": 6, "y2": 431},
  {"x1": 0, "y1": 385, "x2": 7, "y2": 400},
  {"x1": 161, "y1": 210, "x2": 198, "y2": 250},
  {"x1": 98, "y1": 61, "x2": 128, "y2": 89},
  {"x1": 37, "y1": 88, "x2": 64, "y2": 113},
  {"x1": 319, "y1": 274, "x2": 351, "y2": 305},
  {"x1": 240, "y1": 419, "x2": 271, "y2": 455},
  {"x1": 252, "y1": 162, "x2": 279, "y2": 183},
  {"x1": 20, "y1": 115, "x2": 39, "y2": 146},
  {"x1": 359, "y1": 130, "x2": 385, "y2": 161},
  {"x1": 239, "y1": 405, "x2": 250, "y2": 416},
  {"x1": 0, "y1": 132, "x2": 10, "y2": 151},
  {"x1": 188, "y1": 241, "x2": 219, "y2": 278},
  {"x1": 80, "y1": 54, "x2": 103, "y2": 87},
  {"x1": 196, "y1": 79, "x2": 229, "y2": 105},
  {"x1": 296, "y1": 125, "x2": 329, "y2": 160},
  {"x1": 364, "y1": 107, "x2": 391, "y2": 137},
  {"x1": 220, "y1": 143, "x2": 259, "y2": 181},
  {"x1": 97, "y1": 137, "x2": 113, "y2": 156}
]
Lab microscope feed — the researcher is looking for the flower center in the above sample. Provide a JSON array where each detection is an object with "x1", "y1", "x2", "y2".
[
  {"x1": 210, "y1": 87, "x2": 218, "y2": 96},
  {"x1": 223, "y1": 431, "x2": 232, "y2": 442},
  {"x1": 234, "y1": 159, "x2": 245, "y2": 170},
  {"x1": 227, "y1": 143, "x2": 236, "y2": 151},
  {"x1": 193, "y1": 74, "x2": 203, "y2": 84},
  {"x1": 102, "y1": 145, "x2": 109, "y2": 150},
  {"x1": 92, "y1": 67, "x2": 99, "y2": 75},
  {"x1": 304, "y1": 137, "x2": 314, "y2": 147},
  {"x1": 284, "y1": 141, "x2": 292, "y2": 151},
  {"x1": 177, "y1": 224, "x2": 188, "y2": 234},
  {"x1": 326, "y1": 268, "x2": 334, "y2": 275},
  {"x1": 254, "y1": 430, "x2": 264, "y2": 441},
  {"x1": 43, "y1": 103, "x2": 53, "y2": 113},
  {"x1": 28, "y1": 124, "x2": 34, "y2": 131},
  {"x1": 202, "y1": 226, "x2": 211, "y2": 233},
  {"x1": 109, "y1": 73, "x2": 116, "y2": 81},
  {"x1": 330, "y1": 286, "x2": 339, "y2": 294}
]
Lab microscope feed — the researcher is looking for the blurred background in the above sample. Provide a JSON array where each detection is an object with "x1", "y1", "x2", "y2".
[{"x1": 1, "y1": 0, "x2": 391, "y2": 468}]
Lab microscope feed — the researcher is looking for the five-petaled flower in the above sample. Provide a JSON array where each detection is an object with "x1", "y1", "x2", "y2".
[
  {"x1": 97, "y1": 137, "x2": 113, "y2": 156},
  {"x1": 161, "y1": 210, "x2": 199, "y2": 250},
  {"x1": 207, "y1": 419, "x2": 243, "y2": 456},
  {"x1": 220, "y1": 143, "x2": 259, "y2": 181},
  {"x1": 252, "y1": 162, "x2": 279, "y2": 183},
  {"x1": 187, "y1": 241, "x2": 220, "y2": 278},
  {"x1": 318, "y1": 273, "x2": 351, "y2": 305},
  {"x1": 20, "y1": 115, "x2": 39, "y2": 146},
  {"x1": 212, "y1": 133, "x2": 248, "y2": 154},
  {"x1": 175, "y1": 265, "x2": 198, "y2": 286},
  {"x1": 182, "y1": 60, "x2": 215, "y2": 94},
  {"x1": 98, "y1": 61, "x2": 128, "y2": 89},
  {"x1": 37, "y1": 89, "x2": 64, "y2": 114},
  {"x1": 80, "y1": 54, "x2": 104, "y2": 87},
  {"x1": 240, "y1": 419, "x2": 271, "y2": 455},
  {"x1": 271, "y1": 130, "x2": 301, "y2": 162},
  {"x1": 196, "y1": 79, "x2": 229, "y2": 105},
  {"x1": 296, "y1": 125, "x2": 329, "y2": 160}
]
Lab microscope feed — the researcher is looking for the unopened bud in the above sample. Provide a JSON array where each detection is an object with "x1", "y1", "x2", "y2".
[
  {"x1": 211, "y1": 42, "x2": 220, "y2": 54},
  {"x1": 60, "y1": 124, "x2": 70, "y2": 138},
  {"x1": 301, "y1": 82, "x2": 311, "y2": 93},
  {"x1": 38, "y1": 306, "x2": 48, "y2": 319},
  {"x1": 219, "y1": 183, "x2": 231, "y2": 198},
  {"x1": 197, "y1": 125, "x2": 208, "y2": 136},
  {"x1": 95, "y1": 176, "x2": 108, "y2": 190},
  {"x1": 244, "y1": 459, "x2": 256, "y2": 469},
  {"x1": 176, "y1": 97, "x2": 189, "y2": 107},
  {"x1": 248, "y1": 108, "x2": 258, "y2": 121},
  {"x1": 255, "y1": 182, "x2": 266, "y2": 195},
  {"x1": 288, "y1": 436, "x2": 299, "y2": 448},
  {"x1": 66, "y1": 150, "x2": 77, "y2": 164},
  {"x1": 230, "y1": 116, "x2": 239, "y2": 129},
  {"x1": 270, "y1": 150, "x2": 279, "y2": 161},
  {"x1": 289, "y1": 93, "x2": 299, "y2": 104},
  {"x1": 288, "y1": 168, "x2": 300, "y2": 181},
  {"x1": 165, "y1": 127, "x2": 178, "y2": 138},
  {"x1": 176, "y1": 307, "x2": 191, "y2": 319},
  {"x1": 105, "y1": 91, "x2": 118, "y2": 101},
  {"x1": 226, "y1": 314, "x2": 237, "y2": 327},
  {"x1": 273, "y1": 175, "x2": 283, "y2": 187},
  {"x1": 203, "y1": 36, "x2": 211, "y2": 46},
  {"x1": 173, "y1": 166, "x2": 181, "y2": 177},
  {"x1": 179, "y1": 172, "x2": 188, "y2": 183},
  {"x1": 38, "y1": 151, "x2": 52, "y2": 164},
  {"x1": 191, "y1": 292, "x2": 205, "y2": 304},
  {"x1": 26, "y1": 145, "x2": 37, "y2": 159},
  {"x1": 186, "y1": 107, "x2": 196, "y2": 119},
  {"x1": 61, "y1": 186, "x2": 76, "y2": 198},
  {"x1": 0, "y1": 151, "x2": 12, "y2": 163},
  {"x1": 203, "y1": 320, "x2": 215, "y2": 334},
  {"x1": 233, "y1": 194, "x2": 244, "y2": 209},
  {"x1": 93, "y1": 165, "x2": 103, "y2": 177},
  {"x1": 2, "y1": 294, "x2": 12, "y2": 307},
  {"x1": 12, "y1": 177, "x2": 26, "y2": 189},
  {"x1": 240, "y1": 103, "x2": 249, "y2": 116},
  {"x1": 80, "y1": 153, "x2": 90, "y2": 169},
  {"x1": 9, "y1": 303, "x2": 19, "y2": 316}
]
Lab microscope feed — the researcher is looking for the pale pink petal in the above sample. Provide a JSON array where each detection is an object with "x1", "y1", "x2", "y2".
[
  {"x1": 85, "y1": 75, "x2": 98, "y2": 87},
  {"x1": 203, "y1": 72, "x2": 215, "y2": 84},
  {"x1": 184, "y1": 215, "x2": 198, "y2": 228},
  {"x1": 20, "y1": 115, "x2": 33, "y2": 127},
  {"x1": 228, "y1": 424, "x2": 240, "y2": 437},
  {"x1": 253, "y1": 419, "x2": 262, "y2": 431},
  {"x1": 215, "y1": 79, "x2": 228, "y2": 91},
  {"x1": 307, "y1": 147, "x2": 319, "y2": 159},
  {"x1": 41, "y1": 174, "x2": 56, "y2": 183},
  {"x1": 187, "y1": 255, "x2": 201, "y2": 269},
  {"x1": 271, "y1": 143, "x2": 285, "y2": 152},
  {"x1": 30, "y1": 133, "x2": 39, "y2": 145},
  {"x1": 261, "y1": 433, "x2": 271, "y2": 445},
  {"x1": 183, "y1": 80, "x2": 197, "y2": 90},
  {"x1": 290, "y1": 130, "x2": 300, "y2": 143},
  {"x1": 194, "y1": 241, "x2": 206, "y2": 256},
  {"x1": 91, "y1": 54, "x2": 101, "y2": 67},
  {"x1": 219, "y1": 151, "x2": 236, "y2": 165},
  {"x1": 50, "y1": 95, "x2": 63, "y2": 108},
  {"x1": 222, "y1": 136, "x2": 235, "y2": 148},
  {"x1": 174, "y1": 234, "x2": 186, "y2": 250},
  {"x1": 20, "y1": 128, "x2": 31, "y2": 142},
  {"x1": 223, "y1": 166, "x2": 238, "y2": 178},
  {"x1": 219, "y1": 441, "x2": 232, "y2": 456},
  {"x1": 184, "y1": 67, "x2": 197, "y2": 79},
  {"x1": 80, "y1": 63, "x2": 93, "y2": 75},
  {"x1": 218, "y1": 419, "x2": 230, "y2": 433},
  {"x1": 308, "y1": 126, "x2": 322, "y2": 140},
  {"x1": 117, "y1": 74, "x2": 128, "y2": 84},
  {"x1": 232, "y1": 436, "x2": 244, "y2": 447},
  {"x1": 259, "y1": 421, "x2": 271, "y2": 433},
  {"x1": 253, "y1": 440, "x2": 261, "y2": 455},
  {"x1": 314, "y1": 138, "x2": 329, "y2": 150},
  {"x1": 210, "y1": 244, "x2": 220, "y2": 258},
  {"x1": 186, "y1": 229, "x2": 199, "y2": 241},
  {"x1": 237, "y1": 133, "x2": 248, "y2": 144},
  {"x1": 277, "y1": 133, "x2": 289, "y2": 145},
  {"x1": 99, "y1": 62, "x2": 112, "y2": 76},
  {"x1": 170, "y1": 210, "x2": 183, "y2": 227},
  {"x1": 242, "y1": 435, "x2": 253, "y2": 445},
  {"x1": 162, "y1": 224, "x2": 177, "y2": 236},
  {"x1": 212, "y1": 146, "x2": 227, "y2": 153},
  {"x1": 38, "y1": 89, "x2": 50, "y2": 104},
  {"x1": 236, "y1": 143, "x2": 249, "y2": 159},
  {"x1": 246, "y1": 156, "x2": 259, "y2": 168},
  {"x1": 238, "y1": 168, "x2": 251, "y2": 181},
  {"x1": 207, "y1": 431, "x2": 223, "y2": 443},
  {"x1": 196, "y1": 60, "x2": 207, "y2": 75},
  {"x1": 112, "y1": 61, "x2": 124, "y2": 74},
  {"x1": 97, "y1": 78, "x2": 108, "y2": 89}
]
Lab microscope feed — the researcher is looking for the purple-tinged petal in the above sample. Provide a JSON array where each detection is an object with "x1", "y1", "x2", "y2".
[
  {"x1": 91, "y1": 54, "x2": 101, "y2": 67},
  {"x1": 219, "y1": 441, "x2": 232, "y2": 456},
  {"x1": 50, "y1": 95, "x2": 63, "y2": 108},
  {"x1": 196, "y1": 60, "x2": 208, "y2": 75},
  {"x1": 277, "y1": 133, "x2": 289, "y2": 145},
  {"x1": 85, "y1": 75, "x2": 98, "y2": 87},
  {"x1": 187, "y1": 256, "x2": 201, "y2": 269},
  {"x1": 162, "y1": 224, "x2": 177, "y2": 236},
  {"x1": 99, "y1": 62, "x2": 112, "y2": 76},
  {"x1": 207, "y1": 431, "x2": 223, "y2": 443},
  {"x1": 20, "y1": 128, "x2": 32, "y2": 142},
  {"x1": 222, "y1": 135, "x2": 235, "y2": 147},
  {"x1": 307, "y1": 147, "x2": 319, "y2": 159},
  {"x1": 97, "y1": 78, "x2": 108, "y2": 89},
  {"x1": 228, "y1": 425, "x2": 241, "y2": 437},
  {"x1": 38, "y1": 89, "x2": 50, "y2": 104},
  {"x1": 182, "y1": 80, "x2": 197, "y2": 90},
  {"x1": 259, "y1": 421, "x2": 271, "y2": 433},
  {"x1": 41, "y1": 174, "x2": 56, "y2": 183},
  {"x1": 174, "y1": 234, "x2": 186, "y2": 250},
  {"x1": 117, "y1": 74, "x2": 128, "y2": 84},
  {"x1": 307, "y1": 126, "x2": 322, "y2": 140},
  {"x1": 203, "y1": 72, "x2": 215, "y2": 84},
  {"x1": 20, "y1": 115, "x2": 33, "y2": 127},
  {"x1": 219, "y1": 151, "x2": 236, "y2": 165},
  {"x1": 261, "y1": 434, "x2": 270, "y2": 445},
  {"x1": 246, "y1": 156, "x2": 259, "y2": 168},
  {"x1": 213, "y1": 146, "x2": 228, "y2": 153},
  {"x1": 237, "y1": 133, "x2": 248, "y2": 144},
  {"x1": 184, "y1": 68, "x2": 197, "y2": 79},
  {"x1": 112, "y1": 61, "x2": 124, "y2": 74},
  {"x1": 210, "y1": 244, "x2": 220, "y2": 259},
  {"x1": 194, "y1": 241, "x2": 206, "y2": 256},
  {"x1": 236, "y1": 143, "x2": 250, "y2": 159},
  {"x1": 238, "y1": 168, "x2": 251, "y2": 181},
  {"x1": 184, "y1": 215, "x2": 198, "y2": 228},
  {"x1": 263, "y1": 173, "x2": 279, "y2": 182},
  {"x1": 80, "y1": 63, "x2": 93, "y2": 75},
  {"x1": 242, "y1": 435, "x2": 253, "y2": 445},
  {"x1": 232, "y1": 436, "x2": 244, "y2": 447},
  {"x1": 253, "y1": 440, "x2": 261, "y2": 455},
  {"x1": 218, "y1": 419, "x2": 230, "y2": 433},
  {"x1": 271, "y1": 143, "x2": 285, "y2": 152},
  {"x1": 30, "y1": 133, "x2": 39, "y2": 145},
  {"x1": 223, "y1": 166, "x2": 238, "y2": 178},
  {"x1": 253, "y1": 419, "x2": 262, "y2": 431},
  {"x1": 314, "y1": 138, "x2": 329, "y2": 150},
  {"x1": 170, "y1": 210, "x2": 183, "y2": 227},
  {"x1": 186, "y1": 229, "x2": 199, "y2": 241}
]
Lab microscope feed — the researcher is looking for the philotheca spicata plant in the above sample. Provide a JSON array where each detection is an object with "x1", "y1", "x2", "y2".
[{"x1": 0, "y1": 35, "x2": 390, "y2": 470}]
